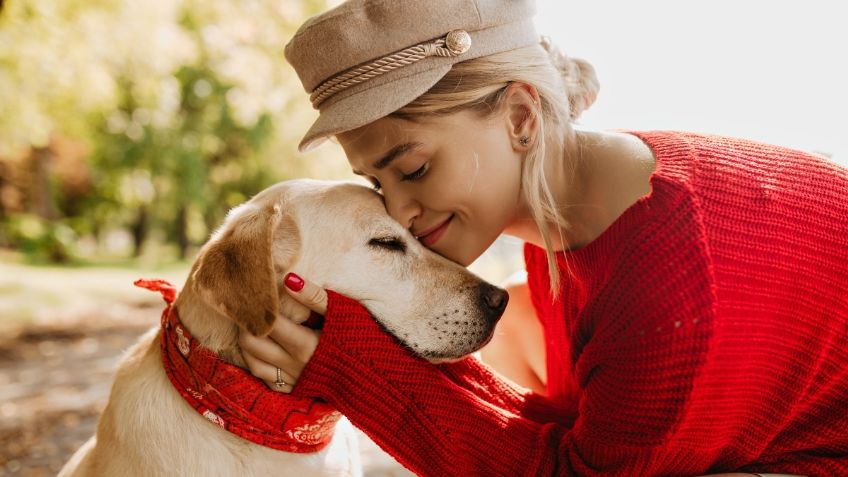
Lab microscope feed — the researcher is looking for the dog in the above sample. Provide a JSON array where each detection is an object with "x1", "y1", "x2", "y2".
[{"x1": 59, "y1": 179, "x2": 508, "y2": 477}]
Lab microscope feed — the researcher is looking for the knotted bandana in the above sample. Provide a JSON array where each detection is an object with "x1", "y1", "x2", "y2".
[{"x1": 134, "y1": 278, "x2": 340, "y2": 453}]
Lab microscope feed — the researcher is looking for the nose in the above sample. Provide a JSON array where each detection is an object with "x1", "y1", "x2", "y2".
[
  {"x1": 383, "y1": 187, "x2": 422, "y2": 229},
  {"x1": 477, "y1": 283, "x2": 509, "y2": 323}
]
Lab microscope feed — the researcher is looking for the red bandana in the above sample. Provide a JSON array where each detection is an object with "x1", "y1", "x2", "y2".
[{"x1": 134, "y1": 278, "x2": 340, "y2": 453}]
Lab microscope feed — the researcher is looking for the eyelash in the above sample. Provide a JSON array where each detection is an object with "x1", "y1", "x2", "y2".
[
  {"x1": 368, "y1": 237, "x2": 406, "y2": 253},
  {"x1": 370, "y1": 163, "x2": 429, "y2": 192},
  {"x1": 402, "y1": 163, "x2": 429, "y2": 182}
]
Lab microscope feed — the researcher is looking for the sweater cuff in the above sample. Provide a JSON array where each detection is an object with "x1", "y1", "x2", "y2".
[{"x1": 292, "y1": 289, "x2": 430, "y2": 399}]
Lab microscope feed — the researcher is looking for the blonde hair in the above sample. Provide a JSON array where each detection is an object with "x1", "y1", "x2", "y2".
[{"x1": 391, "y1": 38, "x2": 600, "y2": 296}]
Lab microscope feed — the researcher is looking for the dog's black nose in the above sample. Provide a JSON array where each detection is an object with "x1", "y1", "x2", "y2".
[{"x1": 478, "y1": 283, "x2": 509, "y2": 322}]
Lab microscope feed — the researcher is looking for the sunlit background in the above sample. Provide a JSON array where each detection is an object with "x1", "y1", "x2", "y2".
[
  {"x1": 0, "y1": 1, "x2": 845, "y2": 475},
  {"x1": 0, "y1": 0, "x2": 845, "y2": 266},
  {"x1": 536, "y1": 0, "x2": 847, "y2": 164}
]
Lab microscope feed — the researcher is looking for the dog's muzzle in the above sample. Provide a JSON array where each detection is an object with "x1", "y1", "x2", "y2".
[{"x1": 477, "y1": 283, "x2": 509, "y2": 323}]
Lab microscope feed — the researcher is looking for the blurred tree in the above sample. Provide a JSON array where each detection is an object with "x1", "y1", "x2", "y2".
[{"x1": 0, "y1": 0, "x2": 345, "y2": 262}]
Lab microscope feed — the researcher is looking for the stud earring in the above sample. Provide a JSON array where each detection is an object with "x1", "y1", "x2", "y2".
[{"x1": 519, "y1": 136, "x2": 530, "y2": 147}]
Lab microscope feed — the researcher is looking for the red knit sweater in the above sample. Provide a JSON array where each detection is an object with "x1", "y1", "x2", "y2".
[{"x1": 292, "y1": 131, "x2": 848, "y2": 476}]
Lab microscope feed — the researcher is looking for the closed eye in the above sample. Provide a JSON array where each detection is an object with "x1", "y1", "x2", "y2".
[
  {"x1": 368, "y1": 237, "x2": 407, "y2": 253},
  {"x1": 367, "y1": 162, "x2": 428, "y2": 192},
  {"x1": 401, "y1": 163, "x2": 428, "y2": 182}
]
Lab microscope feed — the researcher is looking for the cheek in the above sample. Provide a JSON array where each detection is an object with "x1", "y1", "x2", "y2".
[
  {"x1": 451, "y1": 146, "x2": 519, "y2": 197},
  {"x1": 469, "y1": 151, "x2": 522, "y2": 218},
  {"x1": 442, "y1": 152, "x2": 521, "y2": 265}
]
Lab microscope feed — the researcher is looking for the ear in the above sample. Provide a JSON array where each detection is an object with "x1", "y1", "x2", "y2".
[
  {"x1": 191, "y1": 202, "x2": 296, "y2": 336},
  {"x1": 503, "y1": 82, "x2": 541, "y2": 151}
]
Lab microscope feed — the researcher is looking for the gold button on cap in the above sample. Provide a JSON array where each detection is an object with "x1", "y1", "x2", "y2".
[{"x1": 445, "y1": 29, "x2": 472, "y2": 55}]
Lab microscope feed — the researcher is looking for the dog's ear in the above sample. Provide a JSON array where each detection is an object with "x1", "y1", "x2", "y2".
[{"x1": 192, "y1": 202, "x2": 297, "y2": 336}]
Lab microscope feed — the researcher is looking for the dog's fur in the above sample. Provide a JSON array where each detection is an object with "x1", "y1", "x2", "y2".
[{"x1": 59, "y1": 179, "x2": 507, "y2": 477}]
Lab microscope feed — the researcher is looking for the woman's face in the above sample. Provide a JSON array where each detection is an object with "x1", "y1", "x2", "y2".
[{"x1": 338, "y1": 110, "x2": 525, "y2": 266}]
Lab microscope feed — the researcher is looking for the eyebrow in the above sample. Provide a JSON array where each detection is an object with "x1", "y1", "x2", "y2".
[{"x1": 352, "y1": 141, "x2": 422, "y2": 175}]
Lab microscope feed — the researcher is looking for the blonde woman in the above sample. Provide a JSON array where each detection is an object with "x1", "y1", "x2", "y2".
[{"x1": 239, "y1": 1, "x2": 848, "y2": 475}]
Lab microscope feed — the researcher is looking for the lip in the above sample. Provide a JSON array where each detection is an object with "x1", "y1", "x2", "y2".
[{"x1": 416, "y1": 214, "x2": 453, "y2": 247}]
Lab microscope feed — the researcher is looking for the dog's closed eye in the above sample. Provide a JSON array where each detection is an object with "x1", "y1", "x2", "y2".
[{"x1": 368, "y1": 237, "x2": 407, "y2": 253}]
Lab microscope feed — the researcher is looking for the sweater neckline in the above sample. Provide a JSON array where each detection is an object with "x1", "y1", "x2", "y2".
[{"x1": 554, "y1": 130, "x2": 693, "y2": 268}]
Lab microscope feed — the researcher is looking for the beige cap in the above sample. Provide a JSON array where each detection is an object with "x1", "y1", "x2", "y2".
[{"x1": 285, "y1": 0, "x2": 539, "y2": 152}]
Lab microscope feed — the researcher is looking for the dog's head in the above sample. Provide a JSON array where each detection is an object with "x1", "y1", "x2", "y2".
[{"x1": 188, "y1": 179, "x2": 507, "y2": 362}]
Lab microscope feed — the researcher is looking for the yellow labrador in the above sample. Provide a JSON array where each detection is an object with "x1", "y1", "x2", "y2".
[{"x1": 59, "y1": 179, "x2": 508, "y2": 477}]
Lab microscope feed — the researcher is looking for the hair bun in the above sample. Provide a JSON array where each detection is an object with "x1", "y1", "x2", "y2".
[{"x1": 540, "y1": 36, "x2": 599, "y2": 120}]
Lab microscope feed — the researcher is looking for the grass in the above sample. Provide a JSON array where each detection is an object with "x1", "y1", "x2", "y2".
[{"x1": 0, "y1": 252, "x2": 191, "y2": 328}]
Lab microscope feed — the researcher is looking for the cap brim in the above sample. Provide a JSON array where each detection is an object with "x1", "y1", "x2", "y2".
[
  {"x1": 297, "y1": 17, "x2": 540, "y2": 153},
  {"x1": 298, "y1": 63, "x2": 452, "y2": 152}
]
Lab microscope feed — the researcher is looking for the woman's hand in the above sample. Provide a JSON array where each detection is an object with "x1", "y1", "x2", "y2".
[{"x1": 238, "y1": 273, "x2": 328, "y2": 393}]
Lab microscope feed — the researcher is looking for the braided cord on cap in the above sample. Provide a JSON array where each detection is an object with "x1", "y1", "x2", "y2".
[{"x1": 310, "y1": 30, "x2": 471, "y2": 108}]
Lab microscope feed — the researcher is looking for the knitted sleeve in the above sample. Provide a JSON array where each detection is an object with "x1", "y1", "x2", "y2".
[
  {"x1": 291, "y1": 289, "x2": 715, "y2": 476},
  {"x1": 292, "y1": 291, "x2": 570, "y2": 476}
]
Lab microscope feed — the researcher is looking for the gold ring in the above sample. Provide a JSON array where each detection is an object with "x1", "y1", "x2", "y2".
[{"x1": 274, "y1": 367, "x2": 287, "y2": 388}]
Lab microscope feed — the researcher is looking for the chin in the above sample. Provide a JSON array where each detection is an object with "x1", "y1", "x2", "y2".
[
  {"x1": 431, "y1": 220, "x2": 496, "y2": 267},
  {"x1": 433, "y1": 245, "x2": 473, "y2": 267},
  {"x1": 427, "y1": 332, "x2": 497, "y2": 365},
  {"x1": 448, "y1": 243, "x2": 488, "y2": 268}
]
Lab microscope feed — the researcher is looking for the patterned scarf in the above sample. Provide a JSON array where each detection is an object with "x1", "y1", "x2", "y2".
[{"x1": 135, "y1": 278, "x2": 340, "y2": 453}]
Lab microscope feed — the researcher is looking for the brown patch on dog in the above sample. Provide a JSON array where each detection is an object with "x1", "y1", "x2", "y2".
[{"x1": 191, "y1": 202, "x2": 292, "y2": 336}]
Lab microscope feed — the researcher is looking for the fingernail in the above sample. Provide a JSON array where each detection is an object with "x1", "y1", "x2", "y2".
[{"x1": 284, "y1": 272, "x2": 304, "y2": 292}]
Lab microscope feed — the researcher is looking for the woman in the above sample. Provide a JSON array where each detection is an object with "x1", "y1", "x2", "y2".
[{"x1": 239, "y1": 1, "x2": 848, "y2": 475}]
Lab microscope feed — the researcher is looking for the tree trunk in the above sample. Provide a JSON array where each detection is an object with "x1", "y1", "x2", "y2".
[
  {"x1": 30, "y1": 146, "x2": 57, "y2": 220},
  {"x1": 176, "y1": 205, "x2": 189, "y2": 259},
  {"x1": 131, "y1": 205, "x2": 148, "y2": 257}
]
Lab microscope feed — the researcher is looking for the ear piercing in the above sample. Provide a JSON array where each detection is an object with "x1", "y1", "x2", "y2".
[{"x1": 519, "y1": 136, "x2": 531, "y2": 147}]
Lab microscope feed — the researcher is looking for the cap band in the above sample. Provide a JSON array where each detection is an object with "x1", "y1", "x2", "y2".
[{"x1": 310, "y1": 29, "x2": 472, "y2": 109}]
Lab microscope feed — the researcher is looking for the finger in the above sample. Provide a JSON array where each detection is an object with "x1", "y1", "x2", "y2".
[
  {"x1": 241, "y1": 339, "x2": 297, "y2": 385},
  {"x1": 241, "y1": 348, "x2": 297, "y2": 393},
  {"x1": 284, "y1": 273, "x2": 328, "y2": 315},
  {"x1": 239, "y1": 331, "x2": 298, "y2": 370},
  {"x1": 265, "y1": 314, "x2": 320, "y2": 364}
]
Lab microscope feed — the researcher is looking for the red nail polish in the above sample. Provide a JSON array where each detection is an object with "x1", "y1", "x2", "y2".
[{"x1": 284, "y1": 273, "x2": 304, "y2": 292}]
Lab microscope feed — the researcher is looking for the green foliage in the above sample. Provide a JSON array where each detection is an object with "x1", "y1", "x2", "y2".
[
  {"x1": 1, "y1": 214, "x2": 76, "y2": 263},
  {"x1": 0, "y1": 0, "x2": 345, "y2": 262}
]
